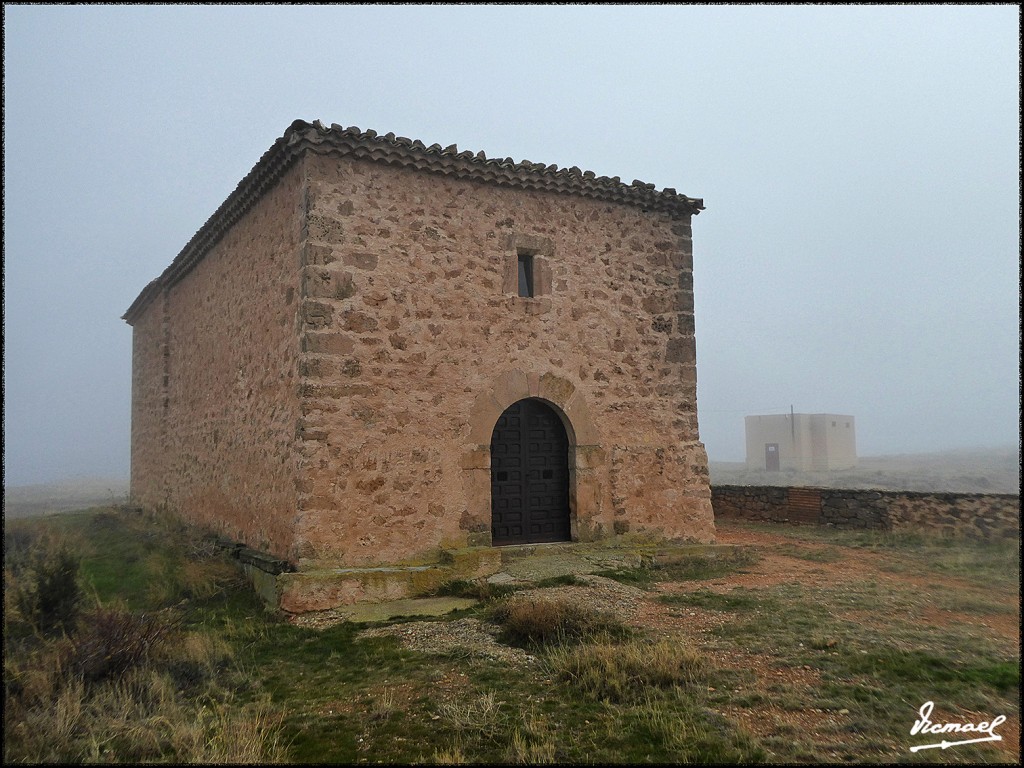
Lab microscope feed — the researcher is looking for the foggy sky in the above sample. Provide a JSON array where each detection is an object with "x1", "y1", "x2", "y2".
[{"x1": 3, "y1": 5, "x2": 1020, "y2": 486}]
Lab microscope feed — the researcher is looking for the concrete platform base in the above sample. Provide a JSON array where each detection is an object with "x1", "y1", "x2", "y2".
[{"x1": 349, "y1": 597, "x2": 477, "y2": 622}]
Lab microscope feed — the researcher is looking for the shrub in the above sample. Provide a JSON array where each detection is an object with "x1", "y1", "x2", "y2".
[
  {"x1": 66, "y1": 606, "x2": 178, "y2": 685},
  {"x1": 10, "y1": 530, "x2": 82, "y2": 636},
  {"x1": 30, "y1": 545, "x2": 81, "y2": 634},
  {"x1": 489, "y1": 597, "x2": 629, "y2": 647},
  {"x1": 3, "y1": 523, "x2": 40, "y2": 574}
]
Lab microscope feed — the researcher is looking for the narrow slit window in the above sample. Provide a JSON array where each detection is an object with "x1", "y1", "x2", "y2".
[{"x1": 517, "y1": 252, "x2": 534, "y2": 298}]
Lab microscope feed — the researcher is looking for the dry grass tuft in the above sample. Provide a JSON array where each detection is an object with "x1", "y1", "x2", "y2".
[
  {"x1": 546, "y1": 637, "x2": 707, "y2": 703},
  {"x1": 505, "y1": 708, "x2": 558, "y2": 764},
  {"x1": 436, "y1": 691, "x2": 497, "y2": 732},
  {"x1": 489, "y1": 596, "x2": 629, "y2": 647},
  {"x1": 432, "y1": 744, "x2": 468, "y2": 764}
]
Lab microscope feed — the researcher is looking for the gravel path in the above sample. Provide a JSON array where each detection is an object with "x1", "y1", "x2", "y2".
[{"x1": 357, "y1": 575, "x2": 651, "y2": 662}]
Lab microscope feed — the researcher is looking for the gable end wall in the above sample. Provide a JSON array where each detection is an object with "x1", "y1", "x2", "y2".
[{"x1": 291, "y1": 152, "x2": 713, "y2": 566}]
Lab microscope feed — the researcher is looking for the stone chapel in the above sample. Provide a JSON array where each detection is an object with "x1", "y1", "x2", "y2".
[{"x1": 124, "y1": 119, "x2": 715, "y2": 609}]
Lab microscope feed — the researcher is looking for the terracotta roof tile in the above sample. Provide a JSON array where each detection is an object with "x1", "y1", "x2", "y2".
[{"x1": 123, "y1": 119, "x2": 702, "y2": 323}]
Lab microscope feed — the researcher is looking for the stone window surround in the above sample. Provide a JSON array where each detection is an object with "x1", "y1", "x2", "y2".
[
  {"x1": 461, "y1": 369, "x2": 605, "y2": 548},
  {"x1": 502, "y1": 233, "x2": 553, "y2": 298}
]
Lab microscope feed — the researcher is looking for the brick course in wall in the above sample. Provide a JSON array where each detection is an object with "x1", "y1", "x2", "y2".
[
  {"x1": 712, "y1": 485, "x2": 1020, "y2": 539},
  {"x1": 125, "y1": 121, "x2": 715, "y2": 571}
]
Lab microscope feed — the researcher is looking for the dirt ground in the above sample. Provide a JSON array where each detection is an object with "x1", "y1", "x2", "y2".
[
  {"x1": 709, "y1": 524, "x2": 1021, "y2": 648},
  {"x1": 665, "y1": 523, "x2": 1021, "y2": 762},
  {"x1": 359, "y1": 520, "x2": 1020, "y2": 763}
]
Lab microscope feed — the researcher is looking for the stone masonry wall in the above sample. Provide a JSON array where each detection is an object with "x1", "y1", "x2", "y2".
[
  {"x1": 883, "y1": 492, "x2": 1019, "y2": 539},
  {"x1": 712, "y1": 485, "x2": 1020, "y2": 539},
  {"x1": 132, "y1": 163, "x2": 306, "y2": 558},
  {"x1": 292, "y1": 152, "x2": 713, "y2": 566},
  {"x1": 711, "y1": 485, "x2": 790, "y2": 522},
  {"x1": 128, "y1": 289, "x2": 168, "y2": 510}
]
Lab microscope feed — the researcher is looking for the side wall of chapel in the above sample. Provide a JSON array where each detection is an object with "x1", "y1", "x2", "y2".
[{"x1": 130, "y1": 163, "x2": 306, "y2": 558}]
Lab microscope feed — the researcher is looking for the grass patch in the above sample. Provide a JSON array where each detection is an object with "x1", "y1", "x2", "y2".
[
  {"x1": 427, "y1": 574, "x2": 585, "y2": 601},
  {"x1": 7, "y1": 509, "x2": 1018, "y2": 764},
  {"x1": 617, "y1": 695, "x2": 765, "y2": 764},
  {"x1": 731, "y1": 519, "x2": 1017, "y2": 554},
  {"x1": 776, "y1": 543, "x2": 844, "y2": 563},
  {"x1": 928, "y1": 588, "x2": 1020, "y2": 617},
  {"x1": 841, "y1": 648, "x2": 1020, "y2": 693},
  {"x1": 488, "y1": 596, "x2": 631, "y2": 648},
  {"x1": 878, "y1": 538, "x2": 1021, "y2": 583},
  {"x1": 3, "y1": 508, "x2": 285, "y2": 764},
  {"x1": 425, "y1": 578, "x2": 518, "y2": 601},
  {"x1": 659, "y1": 587, "x2": 776, "y2": 612},
  {"x1": 738, "y1": 521, "x2": 1020, "y2": 585},
  {"x1": 597, "y1": 548, "x2": 760, "y2": 589},
  {"x1": 705, "y1": 574, "x2": 1019, "y2": 758},
  {"x1": 546, "y1": 637, "x2": 707, "y2": 703}
]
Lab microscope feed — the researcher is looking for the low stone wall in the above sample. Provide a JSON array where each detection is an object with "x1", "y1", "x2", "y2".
[{"x1": 711, "y1": 485, "x2": 1020, "y2": 539}]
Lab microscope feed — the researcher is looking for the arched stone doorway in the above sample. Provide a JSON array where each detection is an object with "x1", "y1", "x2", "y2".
[{"x1": 490, "y1": 398, "x2": 571, "y2": 545}]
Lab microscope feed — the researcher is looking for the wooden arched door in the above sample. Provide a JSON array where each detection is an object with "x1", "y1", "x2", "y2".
[{"x1": 490, "y1": 398, "x2": 571, "y2": 545}]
